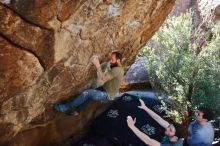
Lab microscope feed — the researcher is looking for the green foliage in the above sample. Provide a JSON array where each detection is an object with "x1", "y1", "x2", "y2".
[{"x1": 142, "y1": 11, "x2": 220, "y2": 123}]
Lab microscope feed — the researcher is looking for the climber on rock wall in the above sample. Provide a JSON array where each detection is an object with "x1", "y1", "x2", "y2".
[{"x1": 55, "y1": 51, "x2": 124, "y2": 116}]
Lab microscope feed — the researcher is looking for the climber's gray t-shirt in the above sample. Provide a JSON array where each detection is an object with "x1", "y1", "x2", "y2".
[{"x1": 103, "y1": 66, "x2": 124, "y2": 100}]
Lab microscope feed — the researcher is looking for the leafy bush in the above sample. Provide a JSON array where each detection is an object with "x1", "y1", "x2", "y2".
[{"x1": 142, "y1": 11, "x2": 220, "y2": 124}]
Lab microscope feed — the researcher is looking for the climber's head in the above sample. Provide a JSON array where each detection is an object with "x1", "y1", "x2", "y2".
[{"x1": 110, "y1": 51, "x2": 122, "y2": 68}]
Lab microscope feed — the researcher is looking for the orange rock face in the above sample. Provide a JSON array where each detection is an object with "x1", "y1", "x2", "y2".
[
  {"x1": 0, "y1": 4, "x2": 55, "y2": 69},
  {"x1": 0, "y1": 0, "x2": 175, "y2": 145}
]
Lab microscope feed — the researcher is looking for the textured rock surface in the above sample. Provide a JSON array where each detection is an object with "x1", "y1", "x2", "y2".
[
  {"x1": 170, "y1": 0, "x2": 220, "y2": 22},
  {"x1": 0, "y1": 0, "x2": 175, "y2": 145},
  {"x1": 124, "y1": 57, "x2": 149, "y2": 84},
  {"x1": 216, "y1": 4, "x2": 220, "y2": 21}
]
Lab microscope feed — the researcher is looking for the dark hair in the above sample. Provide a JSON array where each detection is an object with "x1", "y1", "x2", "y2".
[
  {"x1": 112, "y1": 51, "x2": 122, "y2": 61},
  {"x1": 173, "y1": 123, "x2": 184, "y2": 138},
  {"x1": 198, "y1": 107, "x2": 214, "y2": 121}
]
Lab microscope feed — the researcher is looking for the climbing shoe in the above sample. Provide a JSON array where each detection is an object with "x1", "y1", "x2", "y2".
[{"x1": 54, "y1": 104, "x2": 67, "y2": 112}]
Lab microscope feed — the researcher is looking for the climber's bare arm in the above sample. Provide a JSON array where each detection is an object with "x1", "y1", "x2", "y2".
[{"x1": 138, "y1": 99, "x2": 170, "y2": 128}]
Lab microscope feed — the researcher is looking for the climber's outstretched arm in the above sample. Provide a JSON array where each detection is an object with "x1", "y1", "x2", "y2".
[{"x1": 138, "y1": 99, "x2": 170, "y2": 128}]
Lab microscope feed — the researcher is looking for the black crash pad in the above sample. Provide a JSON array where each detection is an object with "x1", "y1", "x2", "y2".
[{"x1": 76, "y1": 93, "x2": 165, "y2": 146}]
